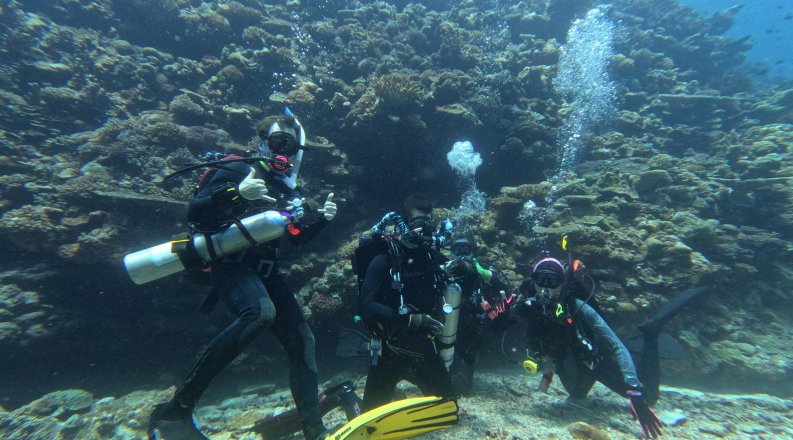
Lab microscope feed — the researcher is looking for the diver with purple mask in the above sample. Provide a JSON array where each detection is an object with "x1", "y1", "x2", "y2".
[{"x1": 513, "y1": 251, "x2": 708, "y2": 438}]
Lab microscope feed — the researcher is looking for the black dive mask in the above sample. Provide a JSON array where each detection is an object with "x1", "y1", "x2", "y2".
[
  {"x1": 403, "y1": 215, "x2": 435, "y2": 249},
  {"x1": 450, "y1": 239, "x2": 474, "y2": 259},
  {"x1": 267, "y1": 131, "x2": 299, "y2": 156},
  {"x1": 532, "y1": 269, "x2": 563, "y2": 289}
]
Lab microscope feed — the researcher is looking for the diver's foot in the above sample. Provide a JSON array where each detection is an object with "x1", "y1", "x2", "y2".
[
  {"x1": 304, "y1": 424, "x2": 331, "y2": 440},
  {"x1": 148, "y1": 400, "x2": 208, "y2": 440}
]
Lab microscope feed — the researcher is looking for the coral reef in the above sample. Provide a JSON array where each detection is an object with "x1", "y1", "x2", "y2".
[{"x1": 0, "y1": 0, "x2": 791, "y2": 407}]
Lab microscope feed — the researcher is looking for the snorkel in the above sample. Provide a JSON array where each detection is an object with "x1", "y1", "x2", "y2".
[{"x1": 281, "y1": 106, "x2": 305, "y2": 189}]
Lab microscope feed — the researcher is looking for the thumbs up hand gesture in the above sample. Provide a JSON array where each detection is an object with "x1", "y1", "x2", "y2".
[{"x1": 318, "y1": 193, "x2": 337, "y2": 221}]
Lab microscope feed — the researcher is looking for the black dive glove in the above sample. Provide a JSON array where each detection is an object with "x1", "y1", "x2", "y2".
[
  {"x1": 445, "y1": 258, "x2": 476, "y2": 282},
  {"x1": 627, "y1": 389, "x2": 662, "y2": 438},
  {"x1": 407, "y1": 313, "x2": 444, "y2": 336}
]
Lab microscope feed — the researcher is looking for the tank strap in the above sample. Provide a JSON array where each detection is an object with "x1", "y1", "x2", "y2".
[
  {"x1": 203, "y1": 232, "x2": 219, "y2": 261},
  {"x1": 233, "y1": 218, "x2": 259, "y2": 248},
  {"x1": 171, "y1": 232, "x2": 204, "y2": 269}
]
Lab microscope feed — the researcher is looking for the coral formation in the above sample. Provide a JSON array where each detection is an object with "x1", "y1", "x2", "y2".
[{"x1": 0, "y1": 0, "x2": 791, "y2": 412}]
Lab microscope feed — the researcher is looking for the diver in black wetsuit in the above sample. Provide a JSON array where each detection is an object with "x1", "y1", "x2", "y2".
[
  {"x1": 357, "y1": 195, "x2": 466, "y2": 411},
  {"x1": 444, "y1": 238, "x2": 514, "y2": 396},
  {"x1": 513, "y1": 253, "x2": 707, "y2": 438},
  {"x1": 148, "y1": 114, "x2": 337, "y2": 440}
]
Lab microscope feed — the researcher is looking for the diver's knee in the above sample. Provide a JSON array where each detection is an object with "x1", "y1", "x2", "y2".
[
  {"x1": 240, "y1": 298, "x2": 276, "y2": 334},
  {"x1": 296, "y1": 322, "x2": 318, "y2": 374}
]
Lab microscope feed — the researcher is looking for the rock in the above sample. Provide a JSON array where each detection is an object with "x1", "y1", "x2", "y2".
[
  {"x1": 635, "y1": 169, "x2": 672, "y2": 193},
  {"x1": 698, "y1": 422, "x2": 730, "y2": 436},
  {"x1": 616, "y1": 301, "x2": 638, "y2": 313},
  {"x1": 20, "y1": 389, "x2": 94, "y2": 419},
  {"x1": 658, "y1": 408, "x2": 687, "y2": 426},
  {"x1": 738, "y1": 424, "x2": 767, "y2": 435},
  {"x1": 608, "y1": 418, "x2": 629, "y2": 432},
  {"x1": 567, "y1": 421, "x2": 611, "y2": 440}
]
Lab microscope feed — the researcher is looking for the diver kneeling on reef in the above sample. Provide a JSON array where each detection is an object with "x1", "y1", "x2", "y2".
[
  {"x1": 356, "y1": 194, "x2": 471, "y2": 411},
  {"x1": 513, "y1": 250, "x2": 708, "y2": 439},
  {"x1": 443, "y1": 237, "x2": 514, "y2": 395},
  {"x1": 147, "y1": 112, "x2": 337, "y2": 440}
]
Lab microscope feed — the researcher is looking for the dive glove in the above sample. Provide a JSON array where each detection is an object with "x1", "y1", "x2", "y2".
[
  {"x1": 318, "y1": 192, "x2": 337, "y2": 221},
  {"x1": 445, "y1": 258, "x2": 475, "y2": 281},
  {"x1": 238, "y1": 168, "x2": 275, "y2": 202},
  {"x1": 408, "y1": 313, "x2": 444, "y2": 336},
  {"x1": 627, "y1": 389, "x2": 662, "y2": 439}
]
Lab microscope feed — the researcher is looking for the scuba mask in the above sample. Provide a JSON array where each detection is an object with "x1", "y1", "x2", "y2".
[
  {"x1": 408, "y1": 215, "x2": 436, "y2": 237},
  {"x1": 267, "y1": 131, "x2": 299, "y2": 156},
  {"x1": 402, "y1": 215, "x2": 436, "y2": 249},
  {"x1": 258, "y1": 122, "x2": 299, "y2": 163},
  {"x1": 531, "y1": 257, "x2": 565, "y2": 305},
  {"x1": 450, "y1": 239, "x2": 474, "y2": 259},
  {"x1": 531, "y1": 257, "x2": 565, "y2": 290}
]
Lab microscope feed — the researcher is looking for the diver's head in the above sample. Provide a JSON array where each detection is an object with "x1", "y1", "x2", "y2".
[
  {"x1": 450, "y1": 238, "x2": 475, "y2": 259},
  {"x1": 256, "y1": 115, "x2": 301, "y2": 164},
  {"x1": 400, "y1": 194, "x2": 435, "y2": 250},
  {"x1": 532, "y1": 257, "x2": 565, "y2": 304}
]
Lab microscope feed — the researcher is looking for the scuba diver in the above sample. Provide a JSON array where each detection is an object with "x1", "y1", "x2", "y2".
[
  {"x1": 147, "y1": 111, "x2": 338, "y2": 440},
  {"x1": 356, "y1": 194, "x2": 469, "y2": 411},
  {"x1": 513, "y1": 250, "x2": 708, "y2": 438},
  {"x1": 444, "y1": 238, "x2": 514, "y2": 395}
]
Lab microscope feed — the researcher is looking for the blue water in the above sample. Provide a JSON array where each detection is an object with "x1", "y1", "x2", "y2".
[{"x1": 680, "y1": 0, "x2": 793, "y2": 82}]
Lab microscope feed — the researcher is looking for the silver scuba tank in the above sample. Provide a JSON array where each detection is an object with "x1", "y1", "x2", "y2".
[
  {"x1": 438, "y1": 282, "x2": 462, "y2": 370},
  {"x1": 123, "y1": 210, "x2": 288, "y2": 285}
]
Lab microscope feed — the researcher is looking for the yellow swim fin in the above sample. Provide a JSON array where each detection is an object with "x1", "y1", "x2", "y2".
[{"x1": 326, "y1": 396, "x2": 458, "y2": 440}]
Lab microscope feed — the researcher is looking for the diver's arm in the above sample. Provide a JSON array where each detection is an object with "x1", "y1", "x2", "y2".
[
  {"x1": 187, "y1": 161, "x2": 252, "y2": 226},
  {"x1": 359, "y1": 254, "x2": 399, "y2": 329},
  {"x1": 488, "y1": 268, "x2": 512, "y2": 293},
  {"x1": 285, "y1": 215, "x2": 329, "y2": 245},
  {"x1": 505, "y1": 301, "x2": 541, "y2": 352},
  {"x1": 575, "y1": 299, "x2": 641, "y2": 389}
]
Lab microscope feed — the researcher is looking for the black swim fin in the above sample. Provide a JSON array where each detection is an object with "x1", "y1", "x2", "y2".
[
  {"x1": 638, "y1": 287, "x2": 708, "y2": 337},
  {"x1": 147, "y1": 401, "x2": 209, "y2": 440},
  {"x1": 624, "y1": 332, "x2": 687, "y2": 360}
]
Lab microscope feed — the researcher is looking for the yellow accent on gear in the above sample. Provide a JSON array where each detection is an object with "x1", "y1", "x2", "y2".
[
  {"x1": 523, "y1": 359, "x2": 539, "y2": 374},
  {"x1": 325, "y1": 396, "x2": 458, "y2": 440}
]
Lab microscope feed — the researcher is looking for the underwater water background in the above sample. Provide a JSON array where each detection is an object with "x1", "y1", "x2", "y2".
[
  {"x1": 0, "y1": 0, "x2": 792, "y2": 438},
  {"x1": 680, "y1": 0, "x2": 793, "y2": 81}
]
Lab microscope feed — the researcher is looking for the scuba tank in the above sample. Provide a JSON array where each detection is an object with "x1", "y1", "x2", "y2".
[
  {"x1": 438, "y1": 282, "x2": 462, "y2": 369},
  {"x1": 124, "y1": 210, "x2": 288, "y2": 285}
]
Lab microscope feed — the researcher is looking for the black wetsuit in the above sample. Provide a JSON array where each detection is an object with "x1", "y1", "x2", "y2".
[
  {"x1": 449, "y1": 260, "x2": 512, "y2": 395},
  {"x1": 514, "y1": 286, "x2": 652, "y2": 402},
  {"x1": 358, "y1": 246, "x2": 455, "y2": 411},
  {"x1": 175, "y1": 160, "x2": 328, "y2": 437}
]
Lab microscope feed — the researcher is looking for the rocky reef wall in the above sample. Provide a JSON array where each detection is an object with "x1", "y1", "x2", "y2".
[{"x1": 0, "y1": 0, "x2": 791, "y2": 406}]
